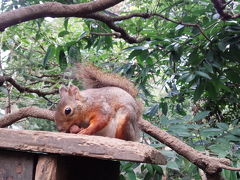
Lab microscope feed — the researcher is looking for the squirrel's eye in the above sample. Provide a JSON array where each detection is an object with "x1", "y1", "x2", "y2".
[{"x1": 65, "y1": 107, "x2": 72, "y2": 115}]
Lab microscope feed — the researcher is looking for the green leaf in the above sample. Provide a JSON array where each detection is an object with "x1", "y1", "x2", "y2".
[
  {"x1": 192, "y1": 111, "x2": 210, "y2": 121},
  {"x1": 144, "y1": 172, "x2": 152, "y2": 180},
  {"x1": 223, "y1": 134, "x2": 240, "y2": 142},
  {"x1": 43, "y1": 45, "x2": 55, "y2": 67},
  {"x1": 193, "y1": 81, "x2": 205, "y2": 102},
  {"x1": 230, "y1": 128, "x2": 240, "y2": 136},
  {"x1": 126, "y1": 170, "x2": 136, "y2": 180},
  {"x1": 124, "y1": 45, "x2": 148, "y2": 51},
  {"x1": 161, "y1": 102, "x2": 168, "y2": 115},
  {"x1": 58, "y1": 30, "x2": 69, "y2": 37},
  {"x1": 152, "y1": 165, "x2": 163, "y2": 175},
  {"x1": 119, "y1": 174, "x2": 126, "y2": 180},
  {"x1": 200, "y1": 128, "x2": 223, "y2": 137},
  {"x1": 146, "y1": 164, "x2": 154, "y2": 175},
  {"x1": 0, "y1": 86, "x2": 8, "y2": 94},
  {"x1": 77, "y1": 32, "x2": 87, "y2": 41},
  {"x1": 225, "y1": 25, "x2": 240, "y2": 33},
  {"x1": 222, "y1": 168, "x2": 238, "y2": 180},
  {"x1": 186, "y1": 73, "x2": 196, "y2": 82},
  {"x1": 205, "y1": 82, "x2": 217, "y2": 98},
  {"x1": 146, "y1": 57, "x2": 153, "y2": 65},
  {"x1": 169, "y1": 124, "x2": 192, "y2": 137},
  {"x1": 167, "y1": 161, "x2": 179, "y2": 171},
  {"x1": 206, "y1": 50, "x2": 214, "y2": 62},
  {"x1": 208, "y1": 144, "x2": 229, "y2": 157},
  {"x1": 64, "y1": 18, "x2": 69, "y2": 30},
  {"x1": 175, "y1": 24, "x2": 184, "y2": 31},
  {"x1": 145, "y1": 104, "x2": 159, "y2": 116},
  {"x1": 218, "y1": 41, "x2": 228, "y2": 52},
  {"x1": 195, "y1": 71, "x2": 211, "y2": 80},
  {"x1": 121, "y1": 162, "x2": 134, "y2": 171},
  {"x1": 176, "y1": 104, "x2": 186, "y2": 116},
  {"x1": 189, "y1": 49, "x2": 201, "y2": 65},
  {"x1": 160, "y1": 115, "x2": 169, "y2": 126},
  {"x1": 225, "y1": 70, "x2": 240, "y2": 83},
  {"x1": 58, "y1": 48, "x2": 67, "y2": 71},
  {"x1": 68, "y1": 45, "x2": 80, "y2": 64},
  {"x1": 229, "y1": 170, "x2": 238, "y2": 180},
  {"x1": 128, "y1": 50, "x2": 141, "y2": 60},
  {"x1": 160, "y1": 150, "x2": 176, "y2": 159},
  {"x1": 216, "y1": 123, "x2": 229, "y2": 131},
  {"x1": 204, "y1": 62, "x2": 214, "y2": 74}
]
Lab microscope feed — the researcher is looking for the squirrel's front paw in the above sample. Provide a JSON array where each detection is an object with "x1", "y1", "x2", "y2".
[{"x1": 78, "y1": 129, "x2": 91, "y2": 135}]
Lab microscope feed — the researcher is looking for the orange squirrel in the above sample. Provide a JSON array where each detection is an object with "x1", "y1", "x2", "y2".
[{"x1": 54, "y1": 63, "x2": 142, "y2": 141}]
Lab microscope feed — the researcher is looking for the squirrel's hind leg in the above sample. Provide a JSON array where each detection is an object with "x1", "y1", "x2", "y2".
[{"x1": 115, "y1": 107, "x2": 139, "y2": 141}]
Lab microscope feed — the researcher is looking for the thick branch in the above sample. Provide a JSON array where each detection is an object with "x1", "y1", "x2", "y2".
[
  {"x1": 86, "y1": 13, "x2": 150, "y2": 43},
  {"x1": 0, "y1": 75, "x2": 58, "y2": 96},
  {"x1": 211, "y1": 0, "x2": 232, "y2": 20},
  {"x1": 0, "y1": 106, "x2": 54, "y2": 128},
  {"x1": 0, "y1": 0, "x2": 123, "y2": 31},
  {"x1": 211, "y1": 0, "x2": 240, "y2": 20},
  {"x1": 138, "y1": 119, "x2": 240, "y2": 175}
]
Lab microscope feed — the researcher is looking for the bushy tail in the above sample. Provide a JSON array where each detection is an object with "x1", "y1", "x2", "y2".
[{"x1": 74, "y1": 63, "x2": 138, "y2": 98}]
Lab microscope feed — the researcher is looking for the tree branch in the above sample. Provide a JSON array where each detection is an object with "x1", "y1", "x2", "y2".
[
  {"x1": 85, "y1": 12, "x2": 210, "y2": 43},
  {"x1": 0, "y1": 75, "x2": 58, "y2": 97},
  {"x1": 0, "y1": 106, "x2": 239, "y2": 177},
  {"x1": 0, "y1": 106, "x2": 54, "y2": 128},
  {"x1": 86, "y1": 13, "x2": 150, "y2": 43},
  {"x1": 1, "y1": 1, "x2": 211, "y2": 43},
  {"x1": 91, "y1": 32, "x2": 121, "y2": 38},
  {"x1": 138, "y1": 119, "x2": 240, "y2": 176},
  {"x1": 0, "y1": 0, "x2": 123, "y2": 31},
  {"x1": 112, "y1": 12, "x2": 211, "y2": 42},
  {"x1": 211, "y1": 0, "x2": 240, "y2": 20}
]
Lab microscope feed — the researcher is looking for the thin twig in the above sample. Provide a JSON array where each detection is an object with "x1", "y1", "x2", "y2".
[{"x1": 0, "y1": 75, "x2": 58, "y2": 97}]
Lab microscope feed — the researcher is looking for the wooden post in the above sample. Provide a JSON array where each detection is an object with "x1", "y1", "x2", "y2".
[{"x1": 35, "y1": 155, "x2": 57, "y2": 180}]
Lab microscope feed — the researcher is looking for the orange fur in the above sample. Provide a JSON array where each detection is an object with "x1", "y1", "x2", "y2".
[
  {"x1": 115, "y1": 114, "x2": 128, "y2": 139},
  {"x1": 79, "y1": 110, "x2": 110, "y2": 135}
]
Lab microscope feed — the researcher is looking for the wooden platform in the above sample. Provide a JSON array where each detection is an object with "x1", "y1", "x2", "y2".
[{"x1": 0, "y1": 128, "x2": 166, "y2": 180}]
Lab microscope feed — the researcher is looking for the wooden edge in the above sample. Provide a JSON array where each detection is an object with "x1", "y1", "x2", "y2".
[{"x1": 0, "y1": 128, "x2": 166, "y2": 165}]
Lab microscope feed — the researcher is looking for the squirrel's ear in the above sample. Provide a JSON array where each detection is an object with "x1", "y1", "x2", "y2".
[
  {"x1": 59, "y1": 86, "x2": 68, "y2": 98},
  {"x1": 68, "y1": 84, "x2": 82, "y2": 100}
]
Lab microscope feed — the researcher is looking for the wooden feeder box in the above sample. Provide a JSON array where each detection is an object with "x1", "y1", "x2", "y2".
[{"x1": 0, "y1": 128, "x2": 166, "y2": 180}]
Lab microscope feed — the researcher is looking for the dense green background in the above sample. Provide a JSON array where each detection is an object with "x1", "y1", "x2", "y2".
[{"x1": 1, "y1": 0, "x2": 240, "y2": 179}]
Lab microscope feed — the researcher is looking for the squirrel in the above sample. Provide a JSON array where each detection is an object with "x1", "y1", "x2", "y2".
[{"x1": 54, "y1": 63, "x2": 142, "y2": 141}]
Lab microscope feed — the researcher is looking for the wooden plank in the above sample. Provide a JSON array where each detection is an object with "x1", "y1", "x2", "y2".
[
  {"x1": 0, "y1": 150, "x2": 35, "y2": 180},
  {"x1": 35, "y1": 155, "x2": 57, "y2": 180},
  {"x1": 0, "y1": 128, "x2": 166, "y2": 165}
]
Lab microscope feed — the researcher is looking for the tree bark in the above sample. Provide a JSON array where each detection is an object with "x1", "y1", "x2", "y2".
[{"x1": 0, "y1": 0, "x2": 123, "y2": 31}]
